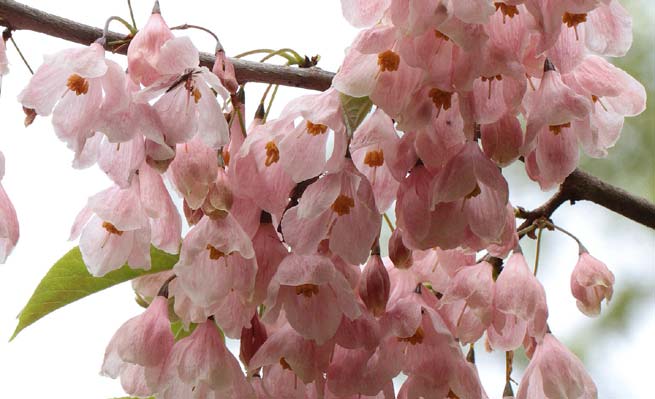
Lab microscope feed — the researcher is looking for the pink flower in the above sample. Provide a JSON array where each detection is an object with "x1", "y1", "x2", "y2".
[
  {"x1": 159, "y1": 319, "x2": 256, "y2": 398},
  {"x1": 431, "y1": 142, "x2": 510, "y2": 246},
  {"x1": 167, "y1": 137, "x2": 218, "y2": 210},
  {"x1": 282, "y1": 161, "x2": 381, "y2": 265},
  {"x1": 263, "y1": 253, "x2": 361, "y2": 344},
  {"x1": 135, "y1": 37, "x2": 230, "y2": 149},
  {"x1": 71, "y1": 163, "x2": 181, "y2": 276},
  {"x1": 350, "y1": 109, "x2": 401, "y2": 212},
  {"x1": 101, "y1": 295, "x2": 174, "y2": 396},
  {"x1": 340, "y1": 0, "x2": 390, "y2": 28},
  {"x1": 127, "y1": 6, "x2": 175, "y2": 86},
  {"x1": 0, "y1": 151, "x2": 19, "y2": 264},
  {"x1": 481, "y1": 113, "x2": 524, "y2": 167},
  {"x1": 212, "y1": 47, "x2": 238, "y2": 94},
  {"x1": 493, "y1": 250, "x2": 549, "y2": 344},
  {"x1": 517, "y1": 333, "x2": 598, "y2": 399},
  {"x1": 570, "y1": 250, "x2": 615, "y2": 317}
]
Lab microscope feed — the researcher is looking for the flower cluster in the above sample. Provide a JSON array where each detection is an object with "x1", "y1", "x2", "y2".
[{"x1": 9, "y1": 0, "x2": 644, "y2": 398}]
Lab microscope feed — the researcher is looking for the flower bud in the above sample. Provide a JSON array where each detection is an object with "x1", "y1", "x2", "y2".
[
  {"x1": 570, "y1": 250, "x2": 615, "y2": 317},
  {"x1": 389, "y1": 228, "x2": 412, "y2": 268},
  {"x1": 358, "y1": 254, "x2": 390, "y2": 317},
  {"x1": 240, "y1": 313, "x2": 268, "y2": 369}
]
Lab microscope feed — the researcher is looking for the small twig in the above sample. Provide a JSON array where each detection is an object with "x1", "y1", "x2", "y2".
[
  {"x1": 8, "y1": 34, "x2": 33, "y2": 74},
  {"x1": 127, "y1": 0, "x2": 137, "y2": 30}
]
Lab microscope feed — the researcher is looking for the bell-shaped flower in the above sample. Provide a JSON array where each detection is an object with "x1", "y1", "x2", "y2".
[
  {"x1": 570, "y1": 250, "x2": 615, "y2": 317},
  {"x1": 0, "y1": 151, "x2": 19, "y2": 263},
  {"x1": 173, "y1": 213, "x2": 256, "y2": 333},
  {"x1": 127, "y1": 6, "x2": 175, "y2": 86},
  {"x1": 135, "y1": 37, "x2": 230, "y2": 149},
  {"x1": 282, "y1": 161, "x2": 381, "y2": 265},
  {"x1": 167, "y1": 136, "x2": 218, "y2": 210},
  {"x1": 159, "y1": 319, "x2": 256, "y2": 398},
  {"x1": 249, "y1": 322, "x2": 334, "y2": 385},
  {"x1": 350, "y1": 109, "x2": 401, "y2": 212},
  {"x1": 567, "y1": 55, "x2": 646, "y2": 158},
  {"x1": 71, "y1": 163, "x2": 181, "y2": 276},
  {"x1": 516, "y1": 333, "x2": 598, "y2": 399},
  {"x1": 481, "y1": 113, "x2": 523, "y2": 167},
  {"x1": 101, "y1": 295, "x2": 174, "y2": 396},
  {"x1": 585, "y1": 0, "x2": 633, "y2": 57},
  {"x1": 340, "y1": 0, "x2": 390, "y2": 28},
  {"x1": 440, "y1": 261, "x2": 495, "y2": 342},
  {"x1": 277, "y1": 88, "x2": 349, "y2": 182},
  {"x1": 494, "y1": 250, "x2": 549, "y2": 343},
  {"x1": 263, "y1": 254, "x2": 361, "y2": 344},
  {"x1": 431, "y1": 141, "x2": 510, "y2": 247},
  {"x1": 523, "y1": 60, "x2": 592, "y2": 153},
  {"x1": 230, "y1": 118, "x2": 295, "y2": 220},
  {"x1": 524, "y1": 122, "x2": 579, "y2": 190}
]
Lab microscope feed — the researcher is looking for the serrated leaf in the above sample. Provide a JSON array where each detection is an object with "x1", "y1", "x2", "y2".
[
  {"x1": 11, "y1": 246, "x2": 179, "y2": 340},
  {"x1": 340, "y1": 93, "x2": 372, "y2": 138}
]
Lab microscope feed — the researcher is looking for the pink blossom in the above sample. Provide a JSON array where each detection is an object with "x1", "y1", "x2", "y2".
[
  {"x1": 127, "y1": 7, "x2": 175, "y2": 86},
  {"x1": 481, "y1": 113, "x2": 523, "y2": 167},
  {"x1": 264, "y1": 253, "x2": 360, "y2": 344},
  {"x1": 212, "y1": 48, "x2": 238, "y2": 94},
  {"x1": 340, "y1": 0, "x2": 390, "y2": 28},
  {"x1": 494, "y1": 250, "x2": 549, "y2": 344},
  {"x1": 101, "y1": 295, "x2": 174, "y2": 396},
  {"x1": 159, "y1": 319, "x2": 256, "y2": 398},
  {"x1": 0, "y1": 151, "x2": 19, "y2": 264},
  {"x1": 167, "y1": 137, "x2": 218, "y2": 210},
  {"x1": 570, "y1": 250, "x2": 615, "y2": 316},
  {"x1": 282, "y1": 161, "x2": 381, "y2": 265},
  {"x1": 517, "y1": 333, "x2": 598, "y2": 399},
  {"x1": 350, "y1": 109, "x2": 401, "y2": 212}
]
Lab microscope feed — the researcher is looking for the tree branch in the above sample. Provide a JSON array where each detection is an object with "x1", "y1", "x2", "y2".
[
  {"x1": 0, "y1": 0, "x2": 653, "y2": 230},
  {"x1": 518, "y1": 169, "x2": 655, "y2": 232},
  {"x1": 0, "y1": 0, "x2": 334, "y2": 91}
]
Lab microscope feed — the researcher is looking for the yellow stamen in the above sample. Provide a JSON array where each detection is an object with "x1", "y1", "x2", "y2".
[
  {"x1": 494, "y1": 2, "x2": 519, "y2": 23},
  {"x1": 192, "y1": 87, "x2": 202, "y2": 103},
  {"x1": 295, "y1": 284, "x2": 320, "y2": 297},
  {"x1": 206, "y1": 244, "x2": 226, "y2": 260},
  {"x1": 465, "y1": 184, "x2": 482, "y2": 199},
  {"x1": 306, "y1": 121, "x2": 328, "y2": 136},
  {"x1": 549, "y1": 122, "x2": 571, "y2": 135},
  {"x1": 264, "y1": 141, "x2": 280, "y2": 166},
  {"x1": 364, "y1": 149, "x2": 384, "y2": 167},
  {"x1": 562, "y1": 12, "x2": 587, "y2": 40},
  {"x1": 434, "y1": 30, "x2": 450, "y2": 41},
  {"x1": 102, "y1": 221, "x2": 123, "y2": 236},
  {"x1": 279, "y1": 357, "x2": 292, "y2": 370},
  {"x1": 331, "y1": 194, "x2": 355, "y2": 216},
  {"x1": 66, "y1": 74, "x2": 89, "y2": 95},
  {"x1": 398, "y1": 326, "x2": 424, "y2": 345},
  {"x1": 377, "y1": 50, "x2": 400, "y2": 72},
  {"x1": 428, "y1": 88, "x2": 453, "y2": 116}
]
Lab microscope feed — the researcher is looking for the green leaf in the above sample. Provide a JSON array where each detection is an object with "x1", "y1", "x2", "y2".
[
  {"x1": 340, "y1": 93, "x2": 373, "y2": 138},
  {"x1": 170, "y1": 320, "x2": 198, "y2": 341},
  {"x1": 11, "y1": 246, "x2": 178, "y2": 340}
]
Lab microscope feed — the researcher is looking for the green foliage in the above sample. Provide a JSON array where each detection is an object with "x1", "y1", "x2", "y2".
[
  {"x1": 170, "y1": 320, "x2": 198, "y2": 341},
  {"x1": 340, "y1": 93, "x2": 373, "y2": 138},
  {"x1": 11, "y1": 246, "x2": 179, "y2": 340}
]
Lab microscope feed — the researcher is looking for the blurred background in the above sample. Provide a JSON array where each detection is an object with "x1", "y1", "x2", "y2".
[{"x1": 0, "y1": 0, "x2": 652, "y2": 398}]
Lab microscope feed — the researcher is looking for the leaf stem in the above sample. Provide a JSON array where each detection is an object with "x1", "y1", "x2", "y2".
[
  {"x1": 9, "y1": 35, "x2": 33, "y2": 75},
  {"x1": 533, "y1": 226, "x2": 544, "y2": 276}
]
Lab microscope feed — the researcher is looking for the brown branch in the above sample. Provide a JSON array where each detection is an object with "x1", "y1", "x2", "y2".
[
  {"x1": 0, "y1": 0, "x2": 654, "y2": 230},
  {"x1": 0, "y1": 0, "x2": 334, "y2": 91},
  {"x1": 518, "y1": 169, "x2": 655, "y2": 233}
]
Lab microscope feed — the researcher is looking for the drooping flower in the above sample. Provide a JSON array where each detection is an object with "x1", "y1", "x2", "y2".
[
  {"x1": 282, "y1": 161, "x2": 381, "y2": 265},
  {"x1": 159, "y1": 319, "x2": 256, "y2": 398},
  {"x1": 570, "y1": 249, "x2": 615, "y2": 317},
  {"x1": 516, "y1": 333, "x2": 598, "y2": 399},
  {"x1": 127, "y1": 5, "x2": 175, "y2": 87},
  {"x1": 263, "y1": 253, "x2": 361, "y2": 344},
  {"x1": 101, "y1": 295, "x2": 174, "y2": 396},
  {"x1": 0, "y1": 151, "x2": 19, "y2": 264}
]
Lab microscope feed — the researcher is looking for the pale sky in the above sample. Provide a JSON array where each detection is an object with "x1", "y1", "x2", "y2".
[{"x1": 0, "y1": 1, "x2": 653, "y2": 398}]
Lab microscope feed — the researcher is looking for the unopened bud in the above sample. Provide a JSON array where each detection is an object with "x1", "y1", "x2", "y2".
[
  {"x1": 358, "y1": 255, "x2": 390, "y2": 317},
  {"x1": 389, "y1": 229, "x2": 412, "y2": 268},
  {"x1": 240, "y1": 314, "x2": 267, "y2": 368}
]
